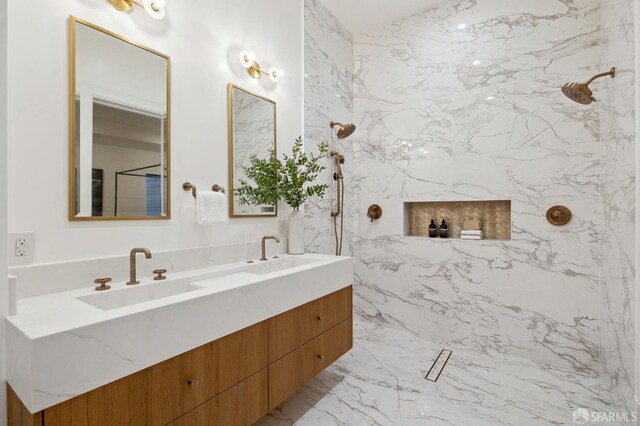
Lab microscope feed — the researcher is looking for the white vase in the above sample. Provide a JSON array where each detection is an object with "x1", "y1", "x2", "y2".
[{"x1": 288, "y1": 210, "x2": 305, "y2": 255}]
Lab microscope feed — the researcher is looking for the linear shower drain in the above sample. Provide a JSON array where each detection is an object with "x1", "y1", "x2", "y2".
[{"x1": 425, "y1": 349, "x2": 452, "y2": 382}]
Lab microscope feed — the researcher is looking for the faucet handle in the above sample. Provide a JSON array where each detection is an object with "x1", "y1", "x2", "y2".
[
  {"x1": 153, "y1": 269, "x2": 167, "y2": 281},
  {"x1": 94, "y1": 277, "x2": 112, "y2": 291}
]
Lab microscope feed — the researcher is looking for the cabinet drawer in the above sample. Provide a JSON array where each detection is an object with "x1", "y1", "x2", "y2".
[
  {"x1": 314, "y1": 317, "x2": 353, "y2": 371},
  {"x1": 44, "y1": 368, "x2": 152, "y2": 426},
  {"x1": 269, "y1": 317, "x2": 353, "y2": 410},
  {"x1": 218, "y1": 320, "x2": 268, "y2": 392},
  {"x1": 269, "y1": 286, "x2": 352, "y2": 363},
  {"x1": 318, "y1": 286, "x2": 353, "y2": 335},
  {"x1": 44, "y1": 321, "x2": 268, "y2": 426},
  {"x1": 168, "y1": 368, "x2": 268, "y2": 426},
  {"x1": 149, "y1": 338, "x2": 218, "y2": 425},
  {"x1": 150, "y1": 321, "x2": 268, "y2": 425}
]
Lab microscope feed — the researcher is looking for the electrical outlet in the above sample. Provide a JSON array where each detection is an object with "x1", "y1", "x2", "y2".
[
  {"x1": 8, "y1": 233, "x2": 35, "y2": 265},
  {"x1": 15, "y1": 238, "x2": 28, "y2": 257}
]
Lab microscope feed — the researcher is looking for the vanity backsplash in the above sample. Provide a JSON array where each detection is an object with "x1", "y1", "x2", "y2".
[{"x1": 8, "y1": 240, "x2": 288, "y2": 300}]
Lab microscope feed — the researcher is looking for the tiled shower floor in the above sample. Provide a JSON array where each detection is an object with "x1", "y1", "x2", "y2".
[{"x1": 256, "y1": 319, "x2": 613, "y2": 426}]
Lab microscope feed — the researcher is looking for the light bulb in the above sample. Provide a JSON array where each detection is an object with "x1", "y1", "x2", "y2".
[
  {"x1": 239, "y1": 51, "x2": 255, "y2": 69},
  {"x1": 269, "y1": 67, "x2": 284, "y2": 83},
  {"x1": 143, "y1": 0, "x2": 166, "y2": 20}
]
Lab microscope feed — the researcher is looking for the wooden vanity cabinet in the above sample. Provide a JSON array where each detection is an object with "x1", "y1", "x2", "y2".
[
  {"x1": 268, "y1": 318, "x2": 353, "y2": 410},
  {"x1": 7, "y1": 386, "x2": 43, "y2": 426},
  {"x1": 150, "y1": 320, "x2": 268, "y2": 424},
  {"x1": 268, "y1": 286, "x2": 352, "y2": 362},
  {"x1": 8, "y1": 286, "x2": 353, "y2": 426},
  {"x1": 168, "y1": 368, "x2": 268, "y2": 426}
]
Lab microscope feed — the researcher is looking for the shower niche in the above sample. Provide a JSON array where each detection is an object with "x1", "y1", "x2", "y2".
[{"x1": 403, "y1": 200, "x2": 512, "y2": 241}]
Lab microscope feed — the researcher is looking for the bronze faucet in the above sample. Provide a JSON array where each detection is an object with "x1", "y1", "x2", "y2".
[
  {"x1": 127, "y1": 248, "x2": 152, "y2": 285},
  {"x1": 260, "y1": 236, "x2": 280, "y2": 261}
]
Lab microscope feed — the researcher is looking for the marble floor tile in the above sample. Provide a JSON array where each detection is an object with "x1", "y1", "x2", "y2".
[{"x1": 257, "y1": 319, "x2": 614, "y2": 426}]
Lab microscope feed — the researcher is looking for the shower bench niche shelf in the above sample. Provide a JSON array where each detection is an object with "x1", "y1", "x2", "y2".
[{"x1": 403, "y1": 200, "x2": 511, "y2": 241}]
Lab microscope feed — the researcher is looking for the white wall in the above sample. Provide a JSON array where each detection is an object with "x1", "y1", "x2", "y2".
[
  {"x1": 7, "y1": 0, "x2": 303, "y2": 264},
  {"x1": 0, "y1": 0, "x2": 8, "y2": 422}
]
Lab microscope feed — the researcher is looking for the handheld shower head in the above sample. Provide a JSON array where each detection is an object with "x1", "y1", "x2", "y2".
[
  {"x1": 561, "y1": 67, "x2": 616, "y2": 105},
  {"x1": 330, "y1": 121, "x2": 357, "y2": 140}
]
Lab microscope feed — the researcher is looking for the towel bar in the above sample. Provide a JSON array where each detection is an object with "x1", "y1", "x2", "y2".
[{"x1": 183, "y1": 182, "x2": 226, "y2": 198}]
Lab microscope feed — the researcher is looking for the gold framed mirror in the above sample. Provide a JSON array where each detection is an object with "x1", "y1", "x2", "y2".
[
  {"x1": 69, "y1": 16, "x2": 171, "y2": 221},
  {"x1": 227, "y1": 84, "x2": 277, "y2": 218}
]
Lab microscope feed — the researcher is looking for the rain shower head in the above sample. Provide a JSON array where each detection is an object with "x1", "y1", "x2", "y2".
[
  {"x1": 561, "y1": 67, "x2": 616, "y2": 105},
  {"x1": 330, "y1": 121, "x2": 357, "y2": 140}
]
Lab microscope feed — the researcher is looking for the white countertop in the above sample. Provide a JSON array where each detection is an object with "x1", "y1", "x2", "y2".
[{"x1": 6, "y1": 253, "x2": 354, "y2": 413}]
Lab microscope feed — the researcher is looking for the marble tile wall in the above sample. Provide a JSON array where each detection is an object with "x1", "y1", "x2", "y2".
[
  {"x1": 600, "y1": 0, "x2": 636, "y2": 414},
  {"x1": 306, "y1": 0, "x2": 610, "y2": 375},
  {"x1": 303, "y1": 0, "x2": 357, "y2": 257}
]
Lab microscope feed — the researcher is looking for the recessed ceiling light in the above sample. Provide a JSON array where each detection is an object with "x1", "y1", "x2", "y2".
[{"x1": 457, "y1": 23, "x2": 467, "y2": 30}]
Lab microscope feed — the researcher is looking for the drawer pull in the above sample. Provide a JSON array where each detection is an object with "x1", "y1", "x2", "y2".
[
  {"x1": 316, "y1": 315, "x2": 324, "y2": 322},
  {"x1": 187, "y1": 378, "x2": 199, "y2": 389},
  {"x1": 317, "y1": 354, "x2": 325, "y2": 361}
]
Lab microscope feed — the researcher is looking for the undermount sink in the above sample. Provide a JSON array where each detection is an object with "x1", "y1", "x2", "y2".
[{"x1": 77, "y1": 281, "x2": 206, "y2": 311}]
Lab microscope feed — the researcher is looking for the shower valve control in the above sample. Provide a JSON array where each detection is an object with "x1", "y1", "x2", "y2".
[{"x1": 367, "y1": 204, "x2": 383, "y2": 223}]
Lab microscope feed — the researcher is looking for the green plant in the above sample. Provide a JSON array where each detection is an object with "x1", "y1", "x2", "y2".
[{"x1": 234, "y1": 137, "x2": 329, "y2": 211}]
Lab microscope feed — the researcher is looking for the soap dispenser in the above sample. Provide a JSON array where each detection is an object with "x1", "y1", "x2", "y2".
[
  {"x1": 428, "y1": 219, "x2": 437, "y2": 238},
  {"x1": 439, "y1": 219, "x2": 448, "y2": 238}
]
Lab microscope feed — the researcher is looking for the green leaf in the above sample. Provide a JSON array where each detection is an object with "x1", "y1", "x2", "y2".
[{"x1": 233, "y1": 137, "x2": 330, "y2": 210}]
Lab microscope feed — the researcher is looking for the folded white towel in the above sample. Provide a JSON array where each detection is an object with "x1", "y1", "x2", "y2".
[
  {"x1": 460, "y1": 235, "x2": 483, "y2": 240},
  {"x1": 461, "y1": 230, "x2": 483, "y2": 237},
  {"x1": 197, "y1": 191, "x2": 228, "y2": 224}
]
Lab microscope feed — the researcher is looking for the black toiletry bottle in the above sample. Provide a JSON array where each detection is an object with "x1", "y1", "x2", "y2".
[
  {"x1": 439, "y1": 219, "x2": 448, "y2": 238},
  {"x1": 428, "y1": 219, "x2": 437, "y2": 238}
]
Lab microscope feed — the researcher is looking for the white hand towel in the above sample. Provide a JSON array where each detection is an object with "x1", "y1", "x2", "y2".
[
  {"x1": 460, "y1": 235, "x2": 483, "y2": 240},
  {"x1": 461, "y1": 230, "x2": 483, "y2": 237},
  {"x1": 197, "y1": 191, "x2": 228, "y2": 224}
]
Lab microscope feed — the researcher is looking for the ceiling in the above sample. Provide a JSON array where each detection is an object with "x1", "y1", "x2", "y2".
[{"x1": 317, "y1": 0, "x2": 441, "y2": 34}]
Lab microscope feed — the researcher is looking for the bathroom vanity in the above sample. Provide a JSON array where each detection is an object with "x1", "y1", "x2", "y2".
[{"x1": 6, "y1": 254, "x2": 353, "y2": 425}]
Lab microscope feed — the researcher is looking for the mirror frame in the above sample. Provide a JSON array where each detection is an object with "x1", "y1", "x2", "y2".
[
  {"x1": 227, "y1": 83, "x2": 278, "y2": 218},
  {"x1": 68, "y1": 16, "x2": 171, "y2": 221}
]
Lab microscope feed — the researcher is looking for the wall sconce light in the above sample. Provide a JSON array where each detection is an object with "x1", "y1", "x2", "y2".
[
  {"x1": 239, "y1": 50, "x2": 284, "y2": 83},
  {"x1": 107, "y1": 0, "x2": 167, "y2": 20}
]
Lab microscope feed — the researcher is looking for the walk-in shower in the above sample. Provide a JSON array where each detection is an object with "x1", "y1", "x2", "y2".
[{"x1": 330, "y1": 121, "x2": 356, "y2": 256}]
